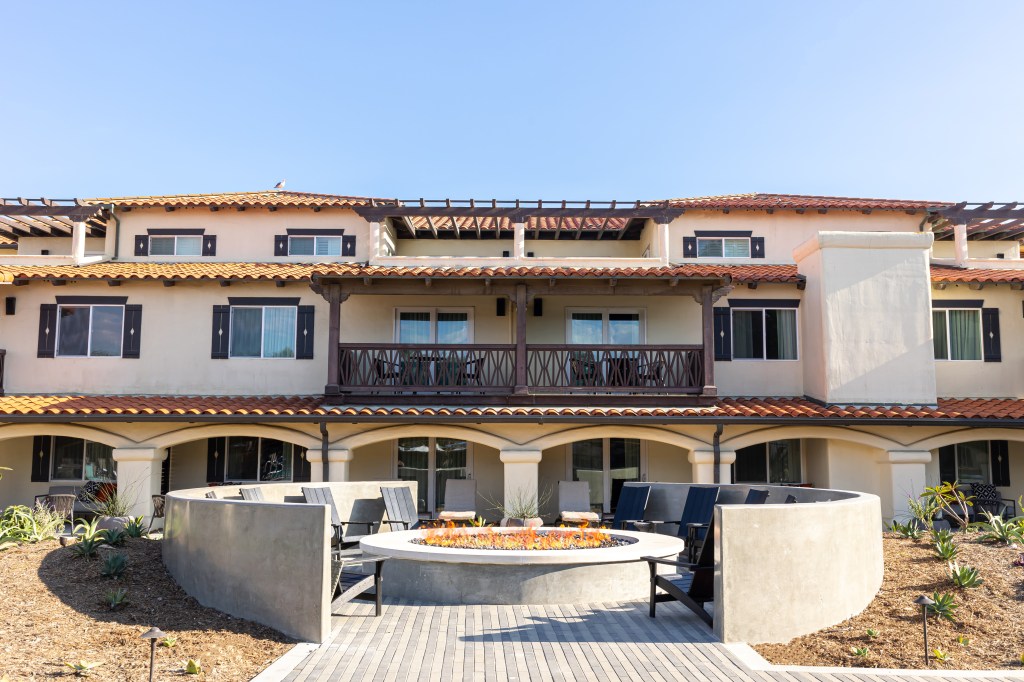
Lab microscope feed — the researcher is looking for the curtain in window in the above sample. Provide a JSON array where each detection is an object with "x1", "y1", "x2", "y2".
[
  {"x1": 956, "y1": 441, "x2": 989, "y2": 484},
  {"x1": 289, "y1": 237, "x2": 315, "y2": 256},
  {"x1": 697, "y1": 239, "x2": 723, "y2": 257},
  {"x1": 227, "y1": 436, "x2": 259, "y2": 480},
  {"x1": 85, "y1": 443, "x2": 115, "y2": 481},
  {"x1": 948, "y1": 310, "x2": 980, "y2": 360},
  {"x1": 435, "y1": 438, "x2": 468, "y2": 512},
  {"x1": 397, "y1": 437, "x2": 430, "y2": 513},
  {"x1": 768, "y1": 439, "x2": 802, "y2": 483},
  {"x1": 765, "y1": 309, "x2": 797, "y2": 360},
  {"x1": 52, "y1": 436, "x2": 84, "y2": 480},
  {"x1": 608, "y1": 314, "x2": 641, "y2": 345},
  {"x1": 571, "y1": 439, "x2": 604, "y2": 509},
  {"x1": 731, "y1": 310, "x2": 763, "y2": 359},
  {"x1": 58, "y1": 306, "x2": 90, "y2": 356},
  {"x1": 436, "y1": 312, "x2": 470, "y2": 344},
  {"x1": 263, "y1": 307, "x2": 296, "y2": 358},
  {"x1": 723, "y1": 238, "x2": 750, "y2": 258},
  {"x1": 230, "y1": 308, "x2": 262, "y2": 357},
  {"x1": 569, "y1": 312, "x2": 604, "y2": 344},
  {"x1": 932, "y1": 310, "x2": 949, "y2": 359},
  {"x1": 315, "y1": 236, "x2": 341, "y2": 256},
  {"x1": 176, "y1": 236, "x2": 203, "y2": 256},
  {"x1": 90, "y1": 306, "x2": 124, "y2": 357},
  {"x1": 398, "y1": 312, "x2": 432, "y2": 343}
]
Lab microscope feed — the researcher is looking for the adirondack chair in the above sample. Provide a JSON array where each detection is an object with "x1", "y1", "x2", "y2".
[
  {"x1": 239, "y1": 487, "x2": 265, "y2": 502},
  {"x1": 644, "y1": 511, "x2": 718, "y2": 626},
  {"x1": 557, "y1": 481, "x2": 600, "y2": 526},
  {"x1": 204, "y1": 490, "x2": 218, "y2": 499},
  {"x1": 684, "y1": 487, "x2": 768, "y2": 563},
  {"x1": 381, "y1": 486, "x2": 433, "y2": 531},
  {"x1": 673, "y1": 486, "x2": 719, "y2": 563},
  {"x1": 602, "y1": 484, "x2": 651, "y2": 530},
  {"x1": 330, "y1": 554, "x2": 388, "y2": 617},
  {"x1": 302, "y1": 486, "x2": 378, "y2": 549},
  {"x1": 437, "y1": 479, "x2": 477, "y2": 524}
]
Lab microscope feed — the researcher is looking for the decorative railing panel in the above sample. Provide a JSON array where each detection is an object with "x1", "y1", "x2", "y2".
[
  {"x1": 338, "y1": 344, "x2": 516, "y2": 394},
  {"x1": 526, "y1": 345, "x2": 703, "y2": 394}
]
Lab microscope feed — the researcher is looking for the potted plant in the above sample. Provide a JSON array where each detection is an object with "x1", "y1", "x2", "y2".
[
  {"x1": 87, "y1": 483, "x2": 134, "y2": 532},
  {"x1": 490, "y1": 486, "x2": 551, "y2": 528}
]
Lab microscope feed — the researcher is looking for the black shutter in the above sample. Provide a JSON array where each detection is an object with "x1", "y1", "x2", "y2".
[
  {"x1": 37, "y1": 304, "x2": 57, "y2": 358},
  {"x1": 293, "y1": 447, "x2": 311, "y2": 483},
  {"x1": 982, "y1": 308, "x2": 1001, "y2": 362},
  {"x1": 161, "y1": 448, "x2": 172, "y2": 495},
  {"x1": 938, "y1": 445, "x2": 957, "y2": 485},
  {"x1": 274, "y1": 235, "x2": 288, "y2": 257},
  {"x1": 713, "y1": 307, "x2": 732, "y2": 361},
  {"x1": 134, "y1": 235, "x2": 149, "y2": 257},
  {"x1": 683, "y1": 236, "x2": 697, "y2": 259},
  {"x1": 341, "y1": 235, "x2": 356, "y2": 257},
  {"x1": 202, "y1": 235, "x2": 217, "y2": 257},
  {"x1": 211, "y1": 305, "x2": 230, "y2": 359},
  {"x1": 991, "y1": 440, "x2": 1011, "y2": 487},
  {"x1": 751, "y1": 237, "x2": 765, "y2": 259},
  {"x1": 207, "y1": 438, "x2": 226, "y2": 483},
  {"x1": 122, "y1": 304, "x2": 142, "y2": 358},
  {"x1": 296, "y1": 305, "x2": 315, "y2": 359},
  {"x1": 30, "y1": 436, "x2": 52, "y2": 482}
]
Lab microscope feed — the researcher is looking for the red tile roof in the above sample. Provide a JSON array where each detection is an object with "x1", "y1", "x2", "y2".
[
  {"x1": 1, "y1": 395, "x2": 1022, "y2": 421},
  {"x1": 84, "y1": 190, "x2": 387, "y2": 210},
  {"x1": 665, "y1": 193, "x2": 948, "y2": 212},
  {"x1": 930, "y1": 265, "x2": 1024, "y2": 284},
  {"x1": 0, "y1": 262, "x2": 320, "y2": 282}
]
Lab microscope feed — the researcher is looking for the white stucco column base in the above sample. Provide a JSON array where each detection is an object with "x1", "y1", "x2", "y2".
[
  {"x1": 689, "y1": 450, "x2": 735, "y2": 484},
  {"x1": 500, "y1": 449, "x2": 542, "y2": 512},
  {"x1": 112, "y1": 448, "x2": 165, "y2": 520},
  {"x1": 306, "y1": 450, "x2": 325, "y2": 483},
  {"x1": 881, "y1": 450, "x2": 932, "y2": 524},
  {"x1": 326, "y1": 449, "x2": 354, "y2": 482}
]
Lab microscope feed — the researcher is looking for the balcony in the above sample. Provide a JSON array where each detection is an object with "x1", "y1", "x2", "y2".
[{"x1": 332, "y1": 343, "x2": 708, "y2": 405}]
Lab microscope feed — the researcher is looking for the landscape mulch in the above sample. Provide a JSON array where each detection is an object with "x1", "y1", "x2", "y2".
[
  {"x1": 755, "y1": 532, "x2": 1024, "y2": 670},
  {"x1": 0, "y1": 537, "x2": 293, "y2": 680}
]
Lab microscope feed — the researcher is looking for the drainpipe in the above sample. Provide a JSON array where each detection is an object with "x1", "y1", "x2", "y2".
[
  {"x1": 712, "y1": 423, "x2": 724, "y2": 484},
  {"x1": 319, "y1": 422, "x2": 329, "y2": 482},
  {"x1": 108, "y1": 204, "x2": 121, "y2": 260}
]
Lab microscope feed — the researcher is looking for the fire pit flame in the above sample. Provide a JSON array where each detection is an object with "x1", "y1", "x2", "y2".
[{"x1": 416, "y1": 524, "x2": 624, "y2": 551}]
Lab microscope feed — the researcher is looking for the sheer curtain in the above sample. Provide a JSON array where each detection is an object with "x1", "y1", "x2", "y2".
[
  {"x1": 398, "y1": 312, "x2": 431, "y2": 343},
  {"x1": 436, "y1": 313, "x2": 470, "y2": 343},
  {"x1": 263, "y1": 307, "x2": 297, "y2": 358},
  {"x1": 731, "y1": 310, "x2": 761, "y2": 359},
  {"x1": 572, "y1": 439, "x2": 604, "y2": 510},
  {"x1": 230, "y1": 308, "x2": 262, "y2": 357},
  {"x1": 932, "y1": 310, "x2": 949, "y2": 359},
  {"x1": 57, "y1": 306, "x2": 90, "y2": 356},
  {"x1": 767, "y1": 309, "x2": 798, "y2": 360},
  {"x1": 948, "y1": 310, "x2": 980, "y2": 360}
]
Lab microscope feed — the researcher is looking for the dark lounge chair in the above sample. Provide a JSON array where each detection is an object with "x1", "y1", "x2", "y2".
[
  {"x1": 685, "y1": 487, "x2": 769, "y2": 563},
  {"x1": 603, "y1": 484, "x2": 651, "y2": 530},
  {"x1": 381, "y1": 485, "x2": 433, "y2": 531},
  {"x1": 673, "y1": 486, "x2": 719, "y2": 563},
  {"x1": 644, "y1": 511, "x2": 719, "y2": 626},
  {"x1": 303, "y1": 486, "x2": 378, "y2": 549},
  {"x1": 330, "y1": 554, "x2": 387, "y2": 617}
]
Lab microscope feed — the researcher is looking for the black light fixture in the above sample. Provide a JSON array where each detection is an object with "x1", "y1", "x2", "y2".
[
  {"x1": 533, "y1": 298, "x2": 543, "y2": 316},
  {"x1": 913, "y1": 595, "x2": 934, "y2": 665},
  {"x1": 4, "y1": 296, "x2": 14, "y2": 316},
  {"x1": 496, "y1": 298, "x2": 506, "y2": 317},
  {"x1": 140, "y1": 626, "x2": 167, "y2": 681}
]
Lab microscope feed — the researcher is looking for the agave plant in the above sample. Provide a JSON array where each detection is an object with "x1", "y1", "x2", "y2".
[
  {"x1": 927, "y1": 591, "x2": 958, "y2": 621},
  {"x1": 890, "y1": 520, "x2": 922, "y2": 540},
  {"x1": 100, "y1": 551, "x2": 128, "y2": 579},
  {"x1": 949, "y1": 562, "x2": 983, "y2": 588},
  {"x1": 123, "y1": 516, "x2": 147, "y2": 538},
  {"x1": 184, "y1": 658, "x2": 203, "y2": 675},
  {"x1": 103, "y1": 587, "x2": 129, "y2": 610},
  {"x1": 972, "y1": 511, "x2": 1024, "y2": 545},
  {"x1": 934, "y1": 538, "x2": 959, "y2": 561},
  {"x1": 64, "y1": 661, "x2": 102, "y2": 677}
]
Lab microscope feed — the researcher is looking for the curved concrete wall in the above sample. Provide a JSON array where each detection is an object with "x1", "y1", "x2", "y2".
[
  {"x1": 163, "y1": 481, "x2": 414, "y2": 642},
  {"x1": 628, "y1": 483, "x2": 882, "y2": 644}
]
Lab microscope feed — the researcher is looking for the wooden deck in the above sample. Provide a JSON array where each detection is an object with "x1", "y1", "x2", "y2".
[{"x1": 277, "y1": 582, "x2": 1018, "y2": 682}]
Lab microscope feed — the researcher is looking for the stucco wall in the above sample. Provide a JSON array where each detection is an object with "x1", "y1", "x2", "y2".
[{"x1": 0, "y1": 437, "x2": 49, "y2": 507}]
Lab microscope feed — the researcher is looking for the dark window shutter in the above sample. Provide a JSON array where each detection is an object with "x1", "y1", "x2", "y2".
[
  {"x1": 30, "y1": 436, "x2": 52, "y2": 482},
  {"x1": 293, "y1": 447, "x2": 311, "y2": 483},
  {"x1": 713, "y1": 307, "x2": 732, "y2": 361},
  {"x1": 342, "y1": 235, "x2": 356, "y2": 257},
  {"x1": 37, "y1": 304, "x2": 58, "y2": 358},
  {"x1": 938, "y1": 445, "x2": 957, "y2": 485},
  {"x1": 211, "y1": 305, "x2": 230, "y2": 359},
  {"x1": 202, "y1": 235, "x2": 217, "y2": 257},
  {"x1": 982, "y1": 308, "x2": 1001, "y2": 362},
  {"x1": 991, "y1": 440, "x2": 1010, "y2": 487},
  {"x1": 122, "y1": 304, "x2": 143, "y2": 358},
  {"x1": 750, "y1": 237, "x2": 765, "y2": 259},
  {"x1": 274, "y1": 235, "x2": 288, "y2": 257},
  {"x1": 682, "y1": 236, "x2": 697, "y2": 259},
  {"x1": 161, "y1": 448, "x2": 172, "y2": 495},
  {"x1": 207, "y1": 438, "x2": 226, "y2": 483},
  {"x1": 134, "y1": 235, "x2": 149, "y2": 257},
  {"x1": 296, "y1": 305, "x2": 315, "y2": 359}
]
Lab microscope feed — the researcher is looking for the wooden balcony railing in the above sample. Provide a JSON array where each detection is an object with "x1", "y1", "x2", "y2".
[{"x1": 334, "y1": 343, "x2": 706, "y2": 405}]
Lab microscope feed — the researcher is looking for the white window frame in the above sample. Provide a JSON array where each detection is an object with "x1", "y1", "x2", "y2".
[
  {"x1": 48, "y1": 436, "x2": 115, "y2": 482},
  {"x1": 394, "y1": 308, "x2": 475, "y2": 343},
  {"x1": 55, "y1": 304, "x2": 124, "y2": 358},
  {"x1": 565, "y1": 308, "x2": 647, "y2": 344},
  {"x1": 228, "y1": 305, "x2": 297, "y2": 359},
  {"x1": 932, "y1": 308, "x2": 983, "y2": 362},
  {"x1": 730, "y1": 307, "x2": 799, "y2": 361},
  {"x1": 149, "y1": 234, "x2": 203, "y2": 256},
  {"x1": 732, "y1": 440, "x2": 805, "y2": 485},
  {"x1": 222, "y1": 436, "x2": 300, "y2": 483},
  {"x1": 564, "y1": 438, "x2": 648, "y2": 514},
  {"x1": 393, "y1": 438, "x2": 474, "y2": 514},
  {"x1": 950, "y1": 441, "x2": 991, "y2": 484},
  {"x1": 288, "y1": 235, "x2": 342, "y2": 256},
  {"x1": 697, "y1": 236, "x2": 751, "y2": 259}
]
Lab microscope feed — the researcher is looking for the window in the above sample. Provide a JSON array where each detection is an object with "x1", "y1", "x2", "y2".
[
  {"x1": 56, "y1": 305, "x2": 123, "y2": 357},
  {"x1": 568, "y1": 438, "x2": 644, "y2": 514},
  {"x1": 948, "y1": 441, "x2": 990, "y2": 485},
  {"x1": 289, "y1": 236, "x2": 341, "y2": 256},
  {"x1": 229, "y1": 306, "x2": 297, "y2": 358},
  {"x1": 567, "y1": 310, "x2": 644, "y2": 344},
  {"x1": 50, "y1": 437, "x2": 115, "y2": 481},
  {"x1": 734, "y1": 440, "x2": 802, "y2": 484},
  {"x1": 395, "y1": 309, "x2": 473, "y2": 343},
  {"x1": 732, "y1": 308, "x2": 797, "y2": 360},
  {"x1": 697, "y1": 237, "x2": 750, "y2": 258},
  {"x1": 223, "y1": 437, "x2": 298, "y2": 482},
  {"x1": 396, "y1": 437, "x2": 471, "y2": 514},
  {"x1": 149, "y1": 235, "x2": 202, "y2": 256},
  {"x1": 933, "y1": 309, "x2": 981, "y2": 360}
]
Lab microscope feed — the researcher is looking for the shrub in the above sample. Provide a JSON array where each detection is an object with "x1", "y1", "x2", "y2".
[
  {"x1": 972, "y1": 512, "x2": 1024, "y2": 545},
  {"x1": 160, "y1": 636, "x2": 177, "y2": 648},
  {"x1": 71, "y1": 535, "x2": 104, "y2": 559},
  {"x1": 931, "y1": 528, "x2": 954, "y2": 544},
  {"x1": 103, "y1": 587, "x2": 128, "y2": 611},
  {"x1": 100, "y1": 552, "x2": 128, "y2": 579},
  {"x1": 949, "y1": 562, "x2": 983, "y2": 588},
  {"x1": 0, "y1": 504, "x2": 65, "y2": 548},
  {"x1": 103, "y1": 527, "x2": 128, "y2": 547},
  {"x1": 73, "y1": 517, "x2": 106, "y2": 542},
  {"x1": 921, "y1": 482, "x2": 974, "y2": 529},
  {"x1": 927, "y1": 592, "x2": 958, "y2": 621},
  {"x1": 184, "y1": 659, "x2": 203, "y2": 675},
  {"x1": 123, "y1": 516, "x2": 147, "y2": 538},
  {"x1": 64, "y1": 661, "x2": 102, "y2": 677},
  {"x1": 86, "y1": 487, "x2": 134, "y2": 518},
  {"x1": 908, "y1": 495, "x2": 941, "y2": 530},
  {"x1": 935, "y1": 538, "x2": 959, "y2": 561},
  {"x1": 890, "y1": 520, "x2": 922, "y2": 539}
]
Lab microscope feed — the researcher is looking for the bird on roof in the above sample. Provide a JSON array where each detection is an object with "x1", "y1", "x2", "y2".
[{"x1": 274, "y1": 180, "x2": 286, "y2": 189}]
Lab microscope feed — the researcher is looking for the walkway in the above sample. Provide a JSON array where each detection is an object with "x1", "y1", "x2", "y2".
[{"x1": 274, "y1": 596, "x2": 1020, "y2": 682}]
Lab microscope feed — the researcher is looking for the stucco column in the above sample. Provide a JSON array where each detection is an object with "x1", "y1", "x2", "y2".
[
  {"x1": 656, "y1": 222, "x2": 670, "y2": 265},
  {"x1": 326, "y1": 448, "x2": 354, "y2": 482},
  {"x1": 369, "y1": 220, "x2": 382, "y2": 262},
  {"x1": 112, "y1": 448, "x2": 165, "y2": 520},
  {"x1": 71, "y1": 221, "x2": 87, "y2": 262},
  {"x1": 953, "y1": 223, "x2": 968, "y2": 267},
  {"x1": 689, "y1": 449, "x2": 736, "y2": 484},
  {"x1": 513, "y1": 221, "x2": 526, "y2": 261},
  {"x1": 499, "y1": 449, "x2": 542, "y2": 514},
  {"x1": 881, "y1": 450, "x2": 932, "y2": 525},
  {"x1": 306, "y1": 449, "x2": 324, "y2": 483}
]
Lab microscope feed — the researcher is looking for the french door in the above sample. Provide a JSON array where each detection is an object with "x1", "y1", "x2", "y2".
[
  {"x1": 396, "y1": 437, "x2": 472, "y2": 514},
  {"x1": 568, "y1": 438, "x2": 645, "y2": 514}
]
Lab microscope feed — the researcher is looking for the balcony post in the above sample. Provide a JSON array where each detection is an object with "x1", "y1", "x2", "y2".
[
  {"x1": 514, "y1": 284, "x2": 528, "y2": 394},
  {"x1": 953, "y1": 223, "x2": 968, "y2": 267},
  {"x1": 701, "y1": 285, "x2": 717, "y2": 397},
  {"x1": 513, "y1": 221, "x2": 526, "y2": 261},
  {"x1": 325, "y1": 285, "x2": 343, "y2": 395}
]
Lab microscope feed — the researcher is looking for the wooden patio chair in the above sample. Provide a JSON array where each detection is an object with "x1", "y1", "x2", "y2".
[
  {"x1": 204, "y1": 490, "x2": 218, "y2": 499},
  {"x1": 239, "y1": 487, "x2": 265, "y2": 502},
  {"x1": 330, "y1": 554, "x2": 387, "y2": 617},
  {"x1": 644, "y1": 511, "x2": 719, "y2": 627},
  {"x1": 381, "y1": 486, "x2": 434, "y2": 531},
  {"x1": 557, "y1": 481, "x2": 600, "y2": 526},
  {"x1": 437, "y1": 479, "x2": 477, "y2": 524},
  {"x1": 47, "y1": 494, "x2": 76, "y2": 526},
  {"x1": 148, "y1": 494, "x2": 166, "y2": 534},
  {"x1": 685, "y1": 487, "x2": 769, "y2": 563},
  {"x1": 602, "y1": 484, "x2": 651, "y2": 530},
  {"x1": 303, "y1": 486, "x2": 379, "y2": 549},
  {"x1": 671, "y1": 486, "x2": 719, "y2": 564}
]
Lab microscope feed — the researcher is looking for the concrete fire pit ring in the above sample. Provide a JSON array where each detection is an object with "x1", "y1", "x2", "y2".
[{"x1": 359, "y1": 527, "x2": 686, "y2": 605}]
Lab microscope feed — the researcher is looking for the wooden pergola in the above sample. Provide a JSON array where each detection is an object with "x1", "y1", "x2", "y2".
[
  {"x1": 929, "y1": 202, "x2": 1024, "y2": 241},
  {"x1": 0, "y1": 198, "x2": 110, "y2": 241}
]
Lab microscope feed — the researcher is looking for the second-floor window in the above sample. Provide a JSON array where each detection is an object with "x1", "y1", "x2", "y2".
[
  {"x1": 149, "y1": 235, "x2": 202, "y2": 256},
  {"x1": 933, "y1": 309, "x2": 981, "y2": 361},
  {"x1": 57, "y1": 305, "x2": 124, "y2": 357},
  {"x1": 732, "y1": 307, "x2": 798, "y2": 360},
  {"x1": 230, "y1": 306, "x2": 297, "y2": 358},
  {"x1": 396, "y1": 309, "x2": 473, "y2": 343},
  {"x1": 697, "y1": 237, "x2": 750, "y2": 258},
  {"x1": 567, "y1": 310, "x2": 644, "y2": 344},
  {"x1": 289, "y1": 235, "x2": 341, "y2": 256}
]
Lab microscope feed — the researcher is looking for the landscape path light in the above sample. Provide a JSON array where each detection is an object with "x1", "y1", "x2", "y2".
[
  {"x1": 912, "y1": 595, "x2": 934, "y2": 666},
  {"x1": 140, "y1": 626, "x2": 167, "y2": 682}
]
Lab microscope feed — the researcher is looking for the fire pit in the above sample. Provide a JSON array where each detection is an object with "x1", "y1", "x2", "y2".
[{"x1": 360, "y1": 527, "x2": 686, "y2": 605}]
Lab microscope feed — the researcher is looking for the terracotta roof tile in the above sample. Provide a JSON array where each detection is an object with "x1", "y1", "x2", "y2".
[
  {"x1": 930, "y1": 265, "x2": 1024, "y2": 284},
  {"x1": 665, "y1": 193, "x2": 947, "y2": 211},
  {"x1": 83, "y1": 190, "x2": 388, "y2": 210},
  {"x1": 1, "y1": 395, "x2": 1022, "y2": 421}
]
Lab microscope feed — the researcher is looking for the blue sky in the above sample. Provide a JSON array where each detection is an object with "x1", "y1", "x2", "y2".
[{"x1": 3, "y1": 1, "x2": 1022, "y2": 202}]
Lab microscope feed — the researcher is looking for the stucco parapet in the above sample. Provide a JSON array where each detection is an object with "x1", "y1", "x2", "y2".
[
  {"x1": 882, "y1": 450, "x2": 933, "y2": 465},
  {"x1": 499, "y1": 449, "x2": 543, "y2": 464},
  {"x1": 688, "y1": 449, "x2": 736, "y2": 465},
  {"x1": 793, "y1": 230, "x2": 934, "y2": 262},
  {"x1": 112, "y1": 447, "x2": 164, "y2": 462}
]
